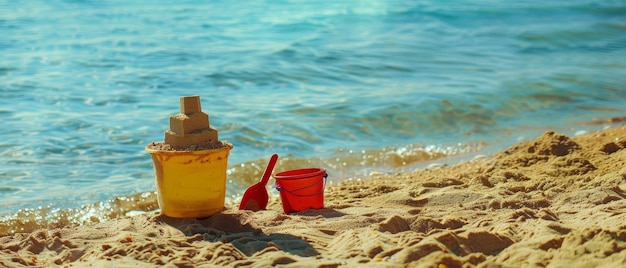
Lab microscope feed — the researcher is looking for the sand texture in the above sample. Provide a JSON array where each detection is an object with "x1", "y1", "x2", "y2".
[
  {"x1": 146, "y1": 140, "x2": 231, "y2": 152},
  {"x1": 2, "y1": 126, "x2": 626, "y2": 267}
]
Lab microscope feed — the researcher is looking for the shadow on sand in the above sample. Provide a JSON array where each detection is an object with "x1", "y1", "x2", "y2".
[{"x1": 155, "y1": 212, "x2": 319, "y2": 257}]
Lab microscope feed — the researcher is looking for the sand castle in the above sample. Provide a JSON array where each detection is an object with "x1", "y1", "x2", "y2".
[
  {"x1": 145, "y1": 95, "x2": 233, "y2": 218},
  {"x1": 163, "y1": 96, "x2": 220, "y2": 150}
]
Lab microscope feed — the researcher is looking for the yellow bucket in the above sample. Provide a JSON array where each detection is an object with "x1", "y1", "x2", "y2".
[{"x1": 145, "y1": 143, "x2": 233, "y2": 218}]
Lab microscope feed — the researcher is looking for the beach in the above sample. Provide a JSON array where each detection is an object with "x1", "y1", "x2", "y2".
[
  {"x1": 2, "y1": 1, "x2": 626, "y2": 267},
  {"x1": 1, "y1": 124, "x2": 625, "y2": 267}
]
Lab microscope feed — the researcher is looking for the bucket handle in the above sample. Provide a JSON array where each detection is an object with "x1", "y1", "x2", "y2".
[{"x1": 276, "y1": 173, "x2": 328, "y2": 197}]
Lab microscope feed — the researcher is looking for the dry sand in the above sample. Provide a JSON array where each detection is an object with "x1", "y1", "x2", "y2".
[{"x1": 2, "y1": 126, "x2": 626, "y2": 267}]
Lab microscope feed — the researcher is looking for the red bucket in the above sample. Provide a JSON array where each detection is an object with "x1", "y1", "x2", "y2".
[{"x1": 274, "y1": 168, "x2": 327, "y2": 214}]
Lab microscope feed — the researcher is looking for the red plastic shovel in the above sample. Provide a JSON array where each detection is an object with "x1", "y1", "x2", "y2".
[{"x1": 239, "y1": 154, "x2": 278, "y2": 211}]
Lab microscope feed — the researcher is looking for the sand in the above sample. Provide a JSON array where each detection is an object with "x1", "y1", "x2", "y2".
[
  {"x1": 2, "y1": 126, "x2": 626, "y2": 267},
  {"x1": 146, "y1": 140, "x2": 231, "y2": 152}
]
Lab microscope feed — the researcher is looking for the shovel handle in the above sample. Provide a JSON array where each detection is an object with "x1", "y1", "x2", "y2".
[{"x1": 260, "y1": 154, "x2": 279, "y2": 185}]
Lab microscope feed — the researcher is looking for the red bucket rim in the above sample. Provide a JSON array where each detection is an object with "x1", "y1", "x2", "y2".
[{"x1": 274, "y1": 168, "x2": 326, "y2": 180}]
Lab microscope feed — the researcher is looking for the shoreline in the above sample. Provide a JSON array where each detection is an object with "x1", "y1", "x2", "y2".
[{"x1": 2, "y1": 125, "x2": 626, "y2": 267}]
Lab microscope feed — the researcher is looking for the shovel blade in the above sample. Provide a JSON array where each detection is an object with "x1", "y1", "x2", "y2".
[{"x1": 239, "y1": 184, "x2": 269, "y2": 211}]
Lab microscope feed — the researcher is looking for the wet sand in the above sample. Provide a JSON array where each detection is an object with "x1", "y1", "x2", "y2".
[{"x1": 1, "y1": 125, "x2": 626, "y2": 267}]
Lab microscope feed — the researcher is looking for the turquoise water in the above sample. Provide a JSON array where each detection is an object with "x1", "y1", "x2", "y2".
[{"x1": 1, "y1": 1, "x2": 626, "y2": 227}]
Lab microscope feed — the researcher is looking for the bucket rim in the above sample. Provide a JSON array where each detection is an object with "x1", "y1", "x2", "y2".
[
  {"x1": 274, "y1": 168, "x2": 326, "y2": 180},
  {"x1": 145, "y1": 142, "x2": 233, "y2": 154}
]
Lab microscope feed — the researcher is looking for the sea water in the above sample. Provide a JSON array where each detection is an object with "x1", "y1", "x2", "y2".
[{"x1": 1, "y1": 0, "x2": 626, "y2": 232}]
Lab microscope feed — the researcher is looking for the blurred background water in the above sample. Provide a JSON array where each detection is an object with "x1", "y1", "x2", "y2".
[{"x1": 1, "y1": 0, "x2": 626, "y2": 232}]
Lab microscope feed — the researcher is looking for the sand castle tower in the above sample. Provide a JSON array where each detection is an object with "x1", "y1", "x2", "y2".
[{"x1": 164, "y1": 95, "x2": 220, "y2": 150}]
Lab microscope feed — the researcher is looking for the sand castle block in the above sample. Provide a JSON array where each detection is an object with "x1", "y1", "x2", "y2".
[
  {"x1": 180, "y1": 95, "x2": 202, "y2": 114},
  {"x1": 169, "y1": 113, "x2": 210, "y2": 135},
  {"x1": 164, "y1": 96, "x2": 219, "y2": 150}
]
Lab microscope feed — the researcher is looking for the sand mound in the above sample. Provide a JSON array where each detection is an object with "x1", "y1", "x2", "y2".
[{"x1": 2, "y1": 126, "x2": 626, "y2": 267}]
